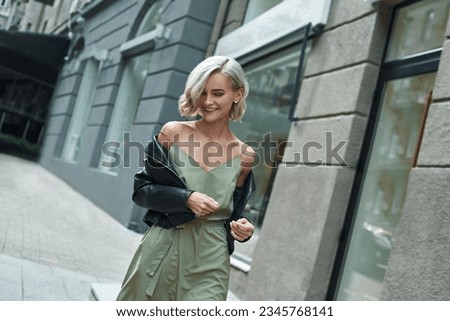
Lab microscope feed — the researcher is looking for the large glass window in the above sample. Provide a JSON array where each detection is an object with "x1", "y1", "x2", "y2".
[
  {"x1": 335, "y1": 0, "x2": 448, "y2": 300},
  {"x1": 231, "y1": 45, "x2": 303, "y2": 260},
  {"x1": 61, "y1": 58, "x2": 100, "y2": 162},
  {"x1": 98, "y1": 52, "x2": 153, "y2": 173},
  {"x1": 97, "y1": 1, "x2": 161, "y2": 173}
]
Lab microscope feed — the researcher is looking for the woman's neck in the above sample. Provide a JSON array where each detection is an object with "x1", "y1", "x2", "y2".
[{"x1": 195, "y1": 119, "x2": 232, "y2": 141}]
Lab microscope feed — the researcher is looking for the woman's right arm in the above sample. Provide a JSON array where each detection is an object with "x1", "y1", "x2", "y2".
[
  {"x1": 133, "y1": 168, "x2": 218, "y2": 216},
  {"x1": 132, "y1": 167, "x2": 194, "y2": 214},
  {"x1": 131, "y1": 122, "x2": 193, "y2": 213},
  {"x1": 133, "y1": 122, "x2": 219, "y2": 216}
]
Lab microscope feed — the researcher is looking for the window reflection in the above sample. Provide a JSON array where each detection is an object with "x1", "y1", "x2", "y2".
[{"x1": 386, "y1": 0, "x2": 450, "y2": 61}]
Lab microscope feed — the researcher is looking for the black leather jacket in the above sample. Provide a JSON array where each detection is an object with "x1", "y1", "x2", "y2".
[{"x1": 132, "y1": 135, "x2": 256, "y2": 255}]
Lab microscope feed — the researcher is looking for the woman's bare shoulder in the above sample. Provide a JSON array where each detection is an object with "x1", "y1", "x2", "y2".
[
  {"x1": 233, "y1": 138, "x2": 256, "y2": 169},
  {"x1": 160, "y1": 120, "x2": 194, "y2": 133},
  {"x1": 234, "y1": 138, "x2": 256, "y2": 187},
  {"x1": 158, "y1": 121, "x2": 196, "y2": 148},
  {"x1": 160, "y1": 121, "x2": 196, "y2": 137}
]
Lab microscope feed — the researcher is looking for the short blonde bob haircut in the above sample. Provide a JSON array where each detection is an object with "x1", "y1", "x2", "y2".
[{"x1": 178, "y1": 56, "x2": 249, "y2": 121}]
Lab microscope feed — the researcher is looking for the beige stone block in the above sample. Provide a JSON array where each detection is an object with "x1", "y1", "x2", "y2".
[
  {"x1": 305, "y1": 12, "x2": 387, "y2": 76},
  {"x1": 284, "y1": 115, "x2": 367, "y2": 168},
  {"x1": 296, "y1": 64, "x2": 379, "y2": 118},
  {"x1": 326, "y1": 0, "x2": 375, "y2": 29},
  {"x1": 432, "y1": 40, "x2": 450, "y2": 101}
]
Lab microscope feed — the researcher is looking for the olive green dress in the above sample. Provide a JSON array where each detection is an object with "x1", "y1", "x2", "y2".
[{"x1": 117, "y1": 144, "x2": 241, "y2": 301}]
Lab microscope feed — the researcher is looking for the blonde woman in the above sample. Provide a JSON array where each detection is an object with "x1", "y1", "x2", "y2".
[{"x1": 117, "y1": 56, "x2": 256, "y2": 301}]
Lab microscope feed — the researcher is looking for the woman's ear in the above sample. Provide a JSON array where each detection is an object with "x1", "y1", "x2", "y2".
[{"x1": 234, "y1": 87, "x2": 244, "y2": 102}]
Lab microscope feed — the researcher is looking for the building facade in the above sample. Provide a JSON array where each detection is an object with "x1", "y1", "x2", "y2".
[
  {"x1": 0, "y1": 0, "x2": 69, "y2": 158},
  {"x1": 39, "y1": 0, "x2": 450, "y2": 301},
  {"x1": 0, "y1": 0, "x2": 66, "y2": 32},
  {"x1": 40, "y1": 0, "x2": 222, "y2": 230}
]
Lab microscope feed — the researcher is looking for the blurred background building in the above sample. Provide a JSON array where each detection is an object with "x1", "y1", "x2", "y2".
[
  {"x1": 4, "y1": 0, "x2": 449, "y2": 301},
  {"x1": 0, "y1": 0, "x2": 71, "y2": 158}
]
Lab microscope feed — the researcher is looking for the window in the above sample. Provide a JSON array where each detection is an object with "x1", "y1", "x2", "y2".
[
  {"x1": 61, "y1": 59, "x2": 100, "y2": 162},
  {"x1": 97, "y1": 0, "x2": 161, "y2": 173},
  {"x1": 243, "y1": 0, "x2": 282, "y2": 24},
  {"x1": 333, "y1": 0, "x2": 448, "y2": 300},
  {"x1": 230, "y1": 44, "x2": 304, "y2": 262},
  {"x1": 386, "y1": 0, "x2": 450, "y2": 61},
  {"x1": 136, "y1": 0, "x2": 162, "y2": 36},
  {"x1": 97, "y1": 52, "x2": 153, "y2": 173},
  {"x1": 0, "y1": 0, "x2": 8, "y2": 8}
]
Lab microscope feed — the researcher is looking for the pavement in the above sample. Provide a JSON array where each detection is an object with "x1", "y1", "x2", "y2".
[
  {"x1": 0, "y1": 152, "x2": 142, "y2": 301},
  {"x1": 0, "y1": 152, "x2": 240, "y2": 301}
]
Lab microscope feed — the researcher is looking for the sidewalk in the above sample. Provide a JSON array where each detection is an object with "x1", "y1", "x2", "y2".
[
  {"x1": 0, "y1": 152, "x2": 240, "y2": 301},
  {"x1": 0, "y1": 153, "x2": 142, "y2": 300}
]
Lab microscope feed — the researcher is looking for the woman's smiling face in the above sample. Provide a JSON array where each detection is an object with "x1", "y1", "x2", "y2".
[{"x1": 198, "y1": 72, "x2": 243, "y2": 122}]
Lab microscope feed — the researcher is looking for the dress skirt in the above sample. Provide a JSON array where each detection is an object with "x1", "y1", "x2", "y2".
[{"x1": 116, "y1": 219, "x2": 230, "y2": 301}]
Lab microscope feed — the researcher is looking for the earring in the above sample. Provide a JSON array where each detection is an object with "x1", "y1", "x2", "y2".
[{"x1": 234, "y1": 101, "x2": 238, "y2": 104}]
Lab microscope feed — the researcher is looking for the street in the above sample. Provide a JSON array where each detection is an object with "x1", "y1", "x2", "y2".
[{"x1": 0, "y1": 152, "x2": 142, "y2": 300}]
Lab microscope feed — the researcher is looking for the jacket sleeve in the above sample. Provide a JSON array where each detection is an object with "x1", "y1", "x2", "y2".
[
  {"x1": 229, "y1": 185, "x2": 251, "y2": 244},
  {"x1": 231, "y1": 174, "x2": 256, "y2": 244},
  {"x1": 132, "y1": 168, "x2": 194, "y2": 214},
  {"x1": 233, "y1": 185, "x2": 245, "y2": 212}
]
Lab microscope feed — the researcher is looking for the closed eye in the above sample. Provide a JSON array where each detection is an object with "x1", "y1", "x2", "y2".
[{"x1": 201, "y1": 91, "x2": 226, "y2": 97}]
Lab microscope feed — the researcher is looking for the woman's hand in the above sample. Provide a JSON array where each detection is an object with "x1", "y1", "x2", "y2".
[
  {"x1": 230, "y1": 218, "x2": 254, "y2": 241},
  {"x1": 187, "y1": 192, "x2": 219, "y2": 217}
]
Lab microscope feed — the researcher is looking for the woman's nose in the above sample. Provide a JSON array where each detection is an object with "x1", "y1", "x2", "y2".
[{"x1": 204, "y1": 94, "x2": 213, "y2": 105}]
